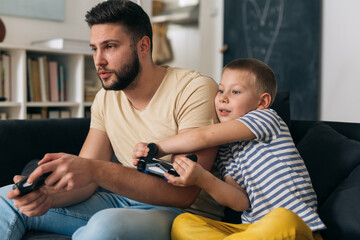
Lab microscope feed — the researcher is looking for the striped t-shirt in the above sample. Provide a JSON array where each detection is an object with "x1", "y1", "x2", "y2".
[{"x1": 216, "y1": 109, "x2": 326, "y2": 231}]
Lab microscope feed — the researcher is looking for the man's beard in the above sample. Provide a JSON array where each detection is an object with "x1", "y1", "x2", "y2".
[{"x1": 98, "y1": 50, "x2": 140, "y2": 91}]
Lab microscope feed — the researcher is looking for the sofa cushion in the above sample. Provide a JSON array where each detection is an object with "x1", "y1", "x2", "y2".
[
  {"x1": 270, "y1": 91, "x2": 291, "y2": 128},
  {"x1": 296, "y1": 122, "x2": 360, "y2": 207},
  {"x1": 0, "y1": 118, "x2": 90, "y2": 186},
  {"x1": 319, "y1": 165, "x2": 360, "y2": 240}
]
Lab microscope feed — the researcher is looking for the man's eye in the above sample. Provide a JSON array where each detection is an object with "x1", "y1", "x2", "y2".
[
  {"x1": 90, "y1": 48, "x2": 97, "y2": 52},
  {"x1": 106, "y1": 45, "x2": 114, "y2": 49}
]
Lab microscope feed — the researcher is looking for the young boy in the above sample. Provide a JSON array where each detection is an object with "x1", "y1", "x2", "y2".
[{"x1": 133, "y1": 58, "x2": 326, "y2": 239}]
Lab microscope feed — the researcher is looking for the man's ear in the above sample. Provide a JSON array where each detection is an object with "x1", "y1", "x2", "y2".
[
  {"x1": 257, "y1": 93, "x2": 271, "y2": 110},
  {"x1": 138, "y1": 36, "x2": 151, "y2": 57}
]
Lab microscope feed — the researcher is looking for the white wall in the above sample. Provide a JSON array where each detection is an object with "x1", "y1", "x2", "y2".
[
  {"x1": 320, "y1": 0, "x2": 360, "y2": 123},
  {"x1": 0, "y1": 0, "x2": 104, "y2": 46},
  {"x1": 1, "y1": 0, "x2": 359, "y2": 123}
]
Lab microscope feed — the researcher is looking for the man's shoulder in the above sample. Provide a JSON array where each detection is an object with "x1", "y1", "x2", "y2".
[
  {"x1": 166, "y1": 67, "x2": 217, "y2": 86},
  {"x1": 163, "y1": 67, "x2": 218, "y2": 99}
]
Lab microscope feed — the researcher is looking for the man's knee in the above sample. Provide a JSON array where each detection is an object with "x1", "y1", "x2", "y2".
[
  {"x1": 73, "y1": 208, "x2": 178, "y2": 240},
  {"x1": 0, "y1": 185, "x2": 15, "y2": 207}
]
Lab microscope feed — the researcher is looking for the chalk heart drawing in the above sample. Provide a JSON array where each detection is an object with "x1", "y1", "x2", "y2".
[{"x1": 242, "y1": 0, "x2": 284, "y2": 64}]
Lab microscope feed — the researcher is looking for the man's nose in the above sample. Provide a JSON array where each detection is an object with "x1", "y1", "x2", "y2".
[{"x1": 94, "y1": 50, "x2": 107, "y2": 68}]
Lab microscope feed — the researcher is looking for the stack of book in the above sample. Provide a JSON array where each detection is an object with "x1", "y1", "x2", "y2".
[
  {"x1": 0, "y1": 51, "x2": 11, "y2": 101},
  {"x1": 27, "y1": 107, "x2": 71, "y2": 119},
  {"x1": 84, "y1": 77, "x2": 101, "y2": 102},
  {"x1": 0, "y1": 112, "x2": 7, "y2": 120},
  {"x1": 27, "y1": 56, "x2": 66, "y2": 102}
]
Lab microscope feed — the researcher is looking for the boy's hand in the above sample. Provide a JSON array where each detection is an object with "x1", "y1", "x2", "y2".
[
  {"x1": 165, "y1": 155, "x2": 205, "y2": 187},
  {"x1": 132, "y1": 142, "x2": 150, "y2": 166}
]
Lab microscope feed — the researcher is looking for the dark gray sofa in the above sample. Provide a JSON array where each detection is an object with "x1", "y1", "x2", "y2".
[{"x1": 1, "y1": 93, "x2": 360, "y2": 239}]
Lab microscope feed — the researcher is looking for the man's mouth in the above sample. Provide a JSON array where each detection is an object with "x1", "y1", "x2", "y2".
[{"x1": 98, "y1": 70, "x2": 112, "y2": 79}]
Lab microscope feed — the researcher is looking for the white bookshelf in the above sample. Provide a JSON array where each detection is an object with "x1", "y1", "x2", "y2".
[{"x1": 0, "y1": 43, "x2": 98, "y2": 119}]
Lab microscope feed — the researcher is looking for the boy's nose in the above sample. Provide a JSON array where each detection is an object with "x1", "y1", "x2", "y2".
[{"x1": 219, "y1": 94, "x2": 229, "y2": 103}]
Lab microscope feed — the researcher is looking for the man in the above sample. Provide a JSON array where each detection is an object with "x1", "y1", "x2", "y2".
[{"x1": 0, "y1": 0, "x2": 222, "y2": 239}]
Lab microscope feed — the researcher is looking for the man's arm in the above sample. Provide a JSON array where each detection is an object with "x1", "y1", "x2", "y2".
[
  {"x1": 46, "y1": 128, "x2": 114, "y2": 208},
  {"x1": 92, "y1": 145, "x2": 218, "y2": 208},
  {"x1": 29, "y1": 128, "x2": 217, "y2": 209},
  {"x1": 13, "y1": 128, "x2": 114, "y2": 216}
]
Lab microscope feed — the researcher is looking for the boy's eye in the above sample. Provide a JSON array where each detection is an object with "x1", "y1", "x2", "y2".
[
  {"x1": 218, "y1": 89, "x2": 224, "y2": 94},
  {"x1": 232, "y1": 90, "x2": 240, "y2": 94}
]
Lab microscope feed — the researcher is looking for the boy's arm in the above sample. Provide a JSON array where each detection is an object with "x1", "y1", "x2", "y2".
[
  {"x1": 165, "y1": 156, "x2": 249, "y2": 212},
  {"x1": 157, "y1": 120, "x2": 255, "y2": 157}
]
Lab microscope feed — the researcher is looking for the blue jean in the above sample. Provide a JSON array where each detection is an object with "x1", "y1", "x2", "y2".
[{"x1": 0, "y1": 184, "x2": 186, "y2": 240}]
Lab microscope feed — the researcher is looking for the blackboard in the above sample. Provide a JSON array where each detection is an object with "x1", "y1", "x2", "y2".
[{"x1": 223, "y1": 0, "x2": 321, "y2": 120}]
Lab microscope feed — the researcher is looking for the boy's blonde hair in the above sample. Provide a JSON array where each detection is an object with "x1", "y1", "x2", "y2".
[{"x1": 223, "y1": 58, "x2": 277, "y2": 106}]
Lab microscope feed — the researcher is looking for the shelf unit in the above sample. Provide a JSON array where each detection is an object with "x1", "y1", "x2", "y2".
[{"x1": 0, "y1": 43, "x2": 98, "y2": 120}]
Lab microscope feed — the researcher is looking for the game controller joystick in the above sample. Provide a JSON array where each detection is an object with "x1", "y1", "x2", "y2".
[
  {"x1": 137, "y1": 143, "x2": 197, "y2": 179},
  {"x1": 13, "y1": 172, "x2": 52, "y2": 196}
]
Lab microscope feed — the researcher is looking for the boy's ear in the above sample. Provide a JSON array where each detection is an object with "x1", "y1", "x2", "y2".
[{"x1": 257, "y1": 93, "x2": 271, "y2": 110}]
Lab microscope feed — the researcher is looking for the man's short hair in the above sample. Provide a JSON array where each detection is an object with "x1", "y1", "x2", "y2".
[
  {"x1": 85, "y1": 0, "x2": 153, "y2": 51},
  {"x1": 223, "y1": 58, "x2": 277, "y2": 105}
]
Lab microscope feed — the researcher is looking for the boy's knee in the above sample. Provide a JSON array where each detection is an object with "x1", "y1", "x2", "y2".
[
  {"x1": 173, "y1": 213, "x2": 193, "y2": 226},
  {"x1": 268, "y1": 207, "x2": 307, "y2": 227}
]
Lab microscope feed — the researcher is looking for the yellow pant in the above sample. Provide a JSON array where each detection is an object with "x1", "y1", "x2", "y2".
[{"x1": 171, "y1": 208, "x2": 322, "y2": 240}]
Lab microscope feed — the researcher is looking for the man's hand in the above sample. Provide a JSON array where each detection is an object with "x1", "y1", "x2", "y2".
[
  {"x1": 132, "y1": 142, "x2": 150, "y2": 166},
  {"x1": 28, "y1": 153, "x2": 96, "y2": 192},
  {"x1": 7, "y1": 175, "x2": 52, "y2": 217},
  {"x1": 164, "y1": 155, "x2": 206, "y2": 187}
]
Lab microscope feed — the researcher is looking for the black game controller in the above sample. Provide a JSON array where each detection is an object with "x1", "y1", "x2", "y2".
[
  {"x1": 137, "y1": 143, "x2": 197, "y2": 179},
  {"x1": 13, "y1": 172, "x2": 52, "y2": 196}
]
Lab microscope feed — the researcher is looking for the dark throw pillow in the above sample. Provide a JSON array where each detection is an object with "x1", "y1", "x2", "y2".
[
  {"x1": 319, "y1": 165, "x2": 360, "y2": 240},
  {"x1": 296, "y1": 122, "x2": 360, "y2": 206}
]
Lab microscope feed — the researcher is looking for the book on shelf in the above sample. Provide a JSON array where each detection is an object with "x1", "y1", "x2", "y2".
[
  {"x1": 0, "y1": 56, "x2": 2, "y2": 99},
  {"x1": 0, "y1": 112, "x2": 7, "y2": 120},
  {"x1": 38, "y1": 56, "x2": 49, "y2": 102},
  {"x1": 27, "y1": 57, "x2": 67, "y2": 103},
  {"x1": 31, "y1": 38, "x2": 91, "y2": 52},
  {"x1": 48, "y1": 108, "x2": 71, "y2": 119},
  {"x1": 58, "y1": 64, "x2": 65, "y2": 101},
  {"x1": 27, "y1": 58, "x2": 33, "y2": 101},
  {"x1": 30, "y1": 59, "x2": 41, "y2": 102},
  {"x1": 48, "y1": 61, "x2": 59, "y2": 102},
  {"x1": 1, "y1": 52, "x2": 11, "y2": 101},
  {"x1": 27, "y1": 107, "x2": 47, "y2": 119}
]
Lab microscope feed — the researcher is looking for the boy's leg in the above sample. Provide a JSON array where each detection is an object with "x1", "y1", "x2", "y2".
[
  {"x1": 171, "y1": 212, "x2": 248, "y2": 240},
  {"x1": 172, "y1": 208, "x2": 315, "y2": 240},
  {"x1": 224, "y1": 208, "x2": 315, "y2": 240}
]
